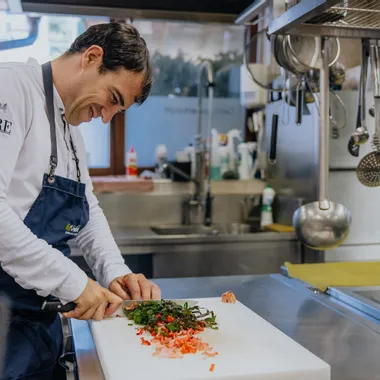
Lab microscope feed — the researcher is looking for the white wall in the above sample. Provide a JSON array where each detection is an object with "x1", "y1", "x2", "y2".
[{"x1": 326, "y1": 91, "x2": 380, "y2": 262}]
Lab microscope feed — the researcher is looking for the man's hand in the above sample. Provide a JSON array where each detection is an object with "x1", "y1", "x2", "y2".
[
  {"x1": 109, "y1": 273, "x2": 161, "y2": 301},
  {"x1": 63, "y1": 278, "x2": 122, "y2": 321}
]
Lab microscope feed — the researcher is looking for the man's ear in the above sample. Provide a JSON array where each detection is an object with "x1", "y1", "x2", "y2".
[{"x1": 81, "y1": 45, "x2": 104, "y2": 70}]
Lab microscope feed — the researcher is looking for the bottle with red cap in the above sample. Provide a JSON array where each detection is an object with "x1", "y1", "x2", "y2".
[{"x1": 126, "y1": 147, "x2": 137, "y2": 180}]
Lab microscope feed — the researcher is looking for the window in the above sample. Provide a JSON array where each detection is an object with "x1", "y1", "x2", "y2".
[
  {"x1": 0, "y1": 13, "x2": 246, "y2": 173},
  {"x1": 125, "y1": 20, "x2": 245, "y2": 167},
  {"x1": 80, "y1": 119, "x2": 110, "y2": 168},
  {"x1": 0, "y1": 12, "x2": 119, "y2": 175}
]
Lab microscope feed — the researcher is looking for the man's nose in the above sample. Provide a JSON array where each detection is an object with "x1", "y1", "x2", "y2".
[{"x1": 101, "y1": 107, "x2": 117, "y2": 124}]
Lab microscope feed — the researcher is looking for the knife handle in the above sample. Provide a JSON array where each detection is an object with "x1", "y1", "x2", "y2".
[{"x1": 41, "y1": 300, "x2": 76, "y2": 313}]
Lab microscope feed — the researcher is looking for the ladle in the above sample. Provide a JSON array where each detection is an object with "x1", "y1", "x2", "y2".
[{"x1": 293, "y1": 37, "x2": 352, "y2": 250}]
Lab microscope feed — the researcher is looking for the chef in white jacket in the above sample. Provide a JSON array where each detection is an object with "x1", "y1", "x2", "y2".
[{"x1": 0, "y1": 21, "x2": 160, "y2": 380}]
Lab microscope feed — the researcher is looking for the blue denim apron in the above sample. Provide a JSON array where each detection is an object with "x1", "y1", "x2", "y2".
[{"x1": 0, "y1": 62, "x2": 89, "y2": 380}]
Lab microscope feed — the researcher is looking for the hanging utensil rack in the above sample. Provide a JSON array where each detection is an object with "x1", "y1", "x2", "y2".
[{"x1": 236, "y1": 0, "x2": 380, "y2": 39}]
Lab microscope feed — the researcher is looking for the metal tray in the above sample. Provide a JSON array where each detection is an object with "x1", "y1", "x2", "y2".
[
  {"x1": 327, "y1": 286, "x2": 380, "y2": 320},
  {"x1": 280, "y1": 267, "x2": 380, "y2": 321}
]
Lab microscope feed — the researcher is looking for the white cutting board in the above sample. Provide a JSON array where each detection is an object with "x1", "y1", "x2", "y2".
[{"x1": 90, "y1": 297, "x2": 330, "y2": 380}]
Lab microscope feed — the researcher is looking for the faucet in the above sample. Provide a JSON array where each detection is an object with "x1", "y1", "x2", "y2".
[
  {"x1": 161, "y1": 163, "x2": 202, "y2": 225},
  {"x1": 164, "y1": 60, "x2": 215, "y2": 226}
]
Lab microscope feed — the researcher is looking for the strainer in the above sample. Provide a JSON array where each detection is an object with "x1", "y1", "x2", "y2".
[
  {"x1": 357, "y1": 41, "x2": 380, "y2": 187},
  {"x1": 286, "y1": 35, "x2": 340, "y2": 73},
  {"x1": 357, "y1": 150, "x2": 380, "y2": 187}
]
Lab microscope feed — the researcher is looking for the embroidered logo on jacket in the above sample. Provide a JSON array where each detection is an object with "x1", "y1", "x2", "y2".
[
  {"x1": 0, "y1": 119, "x2": 12, "y2": 135},
  {"x1": 65, "y1": 223, "x2": 81, "y2": 236}
]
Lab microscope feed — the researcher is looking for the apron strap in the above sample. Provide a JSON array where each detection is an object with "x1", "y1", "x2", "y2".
[
  {"x1": 42, "y1": 62, "x2": 58, "y2": 182},
  {"x1": 60, "y1": 113, "x2": 81, "y2": 183}
]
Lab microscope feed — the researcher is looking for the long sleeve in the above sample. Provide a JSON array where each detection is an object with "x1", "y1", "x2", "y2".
[
  {"x1": 74, "y1": 133, "x2": 132, "y2": 288},
  {"x1": 0, "y1": 68, "x2": 88, "y2": 304}
]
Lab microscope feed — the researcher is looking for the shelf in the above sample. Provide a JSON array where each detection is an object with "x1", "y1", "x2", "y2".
[
  {"x1": 284, "y1": 23, "x2": 380, "y2": 39},
  {"x1": 267, "y1": 0, "x2": 339, "y2": 34},
  {"x1": 265, "y1": 0, "x2": 380, "y2": 39}
]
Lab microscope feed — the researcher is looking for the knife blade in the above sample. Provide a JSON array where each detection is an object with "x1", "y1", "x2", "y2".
[
  {"x1": 41, "y1": 299, "x2": 198, "y2": 313},
  {"x1": 122, "y1": 299, "x2": 199, "y2": 309}
]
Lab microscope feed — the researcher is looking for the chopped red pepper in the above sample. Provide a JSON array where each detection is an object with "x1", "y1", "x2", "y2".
[
  {"x1": 210, "y1": 364, "x2": 215, "y2": 372},
  {"x1": 127, "y1": 302, "x2": 219, "y2": 361},
  {"x1": 141, "y1": 337, "x2": 151, "y2": 346},
  {"x1": 205, "y1": 351, "x2": 218, "y2": 357}
]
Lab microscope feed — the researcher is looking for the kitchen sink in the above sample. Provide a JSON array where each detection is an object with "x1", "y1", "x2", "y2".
[
  {"x1": 150, "y1": 223, "x2": 267, "y2": 236},
  {"x1": 151, "y1": 224, "x2": 222, "y2": 236}
]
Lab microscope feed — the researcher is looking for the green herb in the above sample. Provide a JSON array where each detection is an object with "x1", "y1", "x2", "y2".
[
  {"x1": 204, "y1": 312, "x2": 218, "y2": 330},
  {"x1": 124, "y1": 300, "x2": 218, "y2": 334}
]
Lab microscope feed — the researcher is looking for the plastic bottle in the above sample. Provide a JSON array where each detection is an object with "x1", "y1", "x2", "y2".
[
  {"x1": 226, "y1": 129, "x2": 242, "y2": 172},
  {"x1": 210, "y1": 129, "x2": 221, "y2": 180},
  {"x1": 260, "y1": 185, "x2": 276, "y2": 229},
  {"x1": 155, "y1": 144, "x2": 168, "y2": 179},
  {"x1": 126, "y1": 147, "x2": 137, "y2": 180},
  {"x1": 218, "y1": 146, "x2": 229, "y2": 177},
  {"x1": 237, "y1": 142, "x2": 250, "y2": 180},
  {"x1": 219, "y1": 133, "x2": 228, "y2": 146},
  {"x1": 246, "y1": 142, "x2": 257, "y2": 178}
]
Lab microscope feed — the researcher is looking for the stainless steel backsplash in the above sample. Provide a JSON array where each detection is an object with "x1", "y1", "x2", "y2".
[
  {"x1": 95, "y1": 193, "x2": 251, "y2": 228},
  {"x1": 262, "y1": 101, "x2": 319, "y2": 201}
]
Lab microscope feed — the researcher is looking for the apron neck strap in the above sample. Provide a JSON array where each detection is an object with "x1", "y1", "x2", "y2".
[{"x1": 42, "y1": 61, "x2": 58, "y2": 182}]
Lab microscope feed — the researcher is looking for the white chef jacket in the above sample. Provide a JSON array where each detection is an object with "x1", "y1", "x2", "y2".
[{"x1": 0, "y1": 58, "x2": 131, "y2": 303}]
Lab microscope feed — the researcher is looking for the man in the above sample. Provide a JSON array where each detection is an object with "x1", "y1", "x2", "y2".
[{"x1": 0, "y1": 21, "x2": 160, "y2": 379}]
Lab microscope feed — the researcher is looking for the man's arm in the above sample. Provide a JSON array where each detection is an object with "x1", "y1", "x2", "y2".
[
  {"x1": 0, "y1": 68, "x2": 87, "y2": 303},
  {"x1": 74, "y1": 189, "x2": 132, "y2": 289},
  {"x1": 74, "y1": 130, "x2": 161, "y2": 301},
  {"x1": 73, "y1": 133, "x2": 132, "y2": 289}
]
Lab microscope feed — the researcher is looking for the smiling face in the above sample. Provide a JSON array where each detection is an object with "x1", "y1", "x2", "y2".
[{"x1": 64, "y1": 45, "x2": 144, "y2": 126}]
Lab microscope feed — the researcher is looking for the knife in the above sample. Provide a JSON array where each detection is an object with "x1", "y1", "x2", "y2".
[
  {"x1": 41, "y1": 300, "x2": 76, "y2": 313},
  {"x1": 123, "y1": 299, "x2": 199, "y2": 308},
  {"x1": 41, "y1": 299, "x2": 198, "y2": 313}
]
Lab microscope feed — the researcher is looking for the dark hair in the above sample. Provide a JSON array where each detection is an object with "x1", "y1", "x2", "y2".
[{"x1": 66, "y1": 22, "x2": 152, "y2": 105}]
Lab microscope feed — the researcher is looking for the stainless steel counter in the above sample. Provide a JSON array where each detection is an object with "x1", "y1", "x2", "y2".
[{"x1": 69, "y1": 274, "x2": 380, "y2": 380}]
